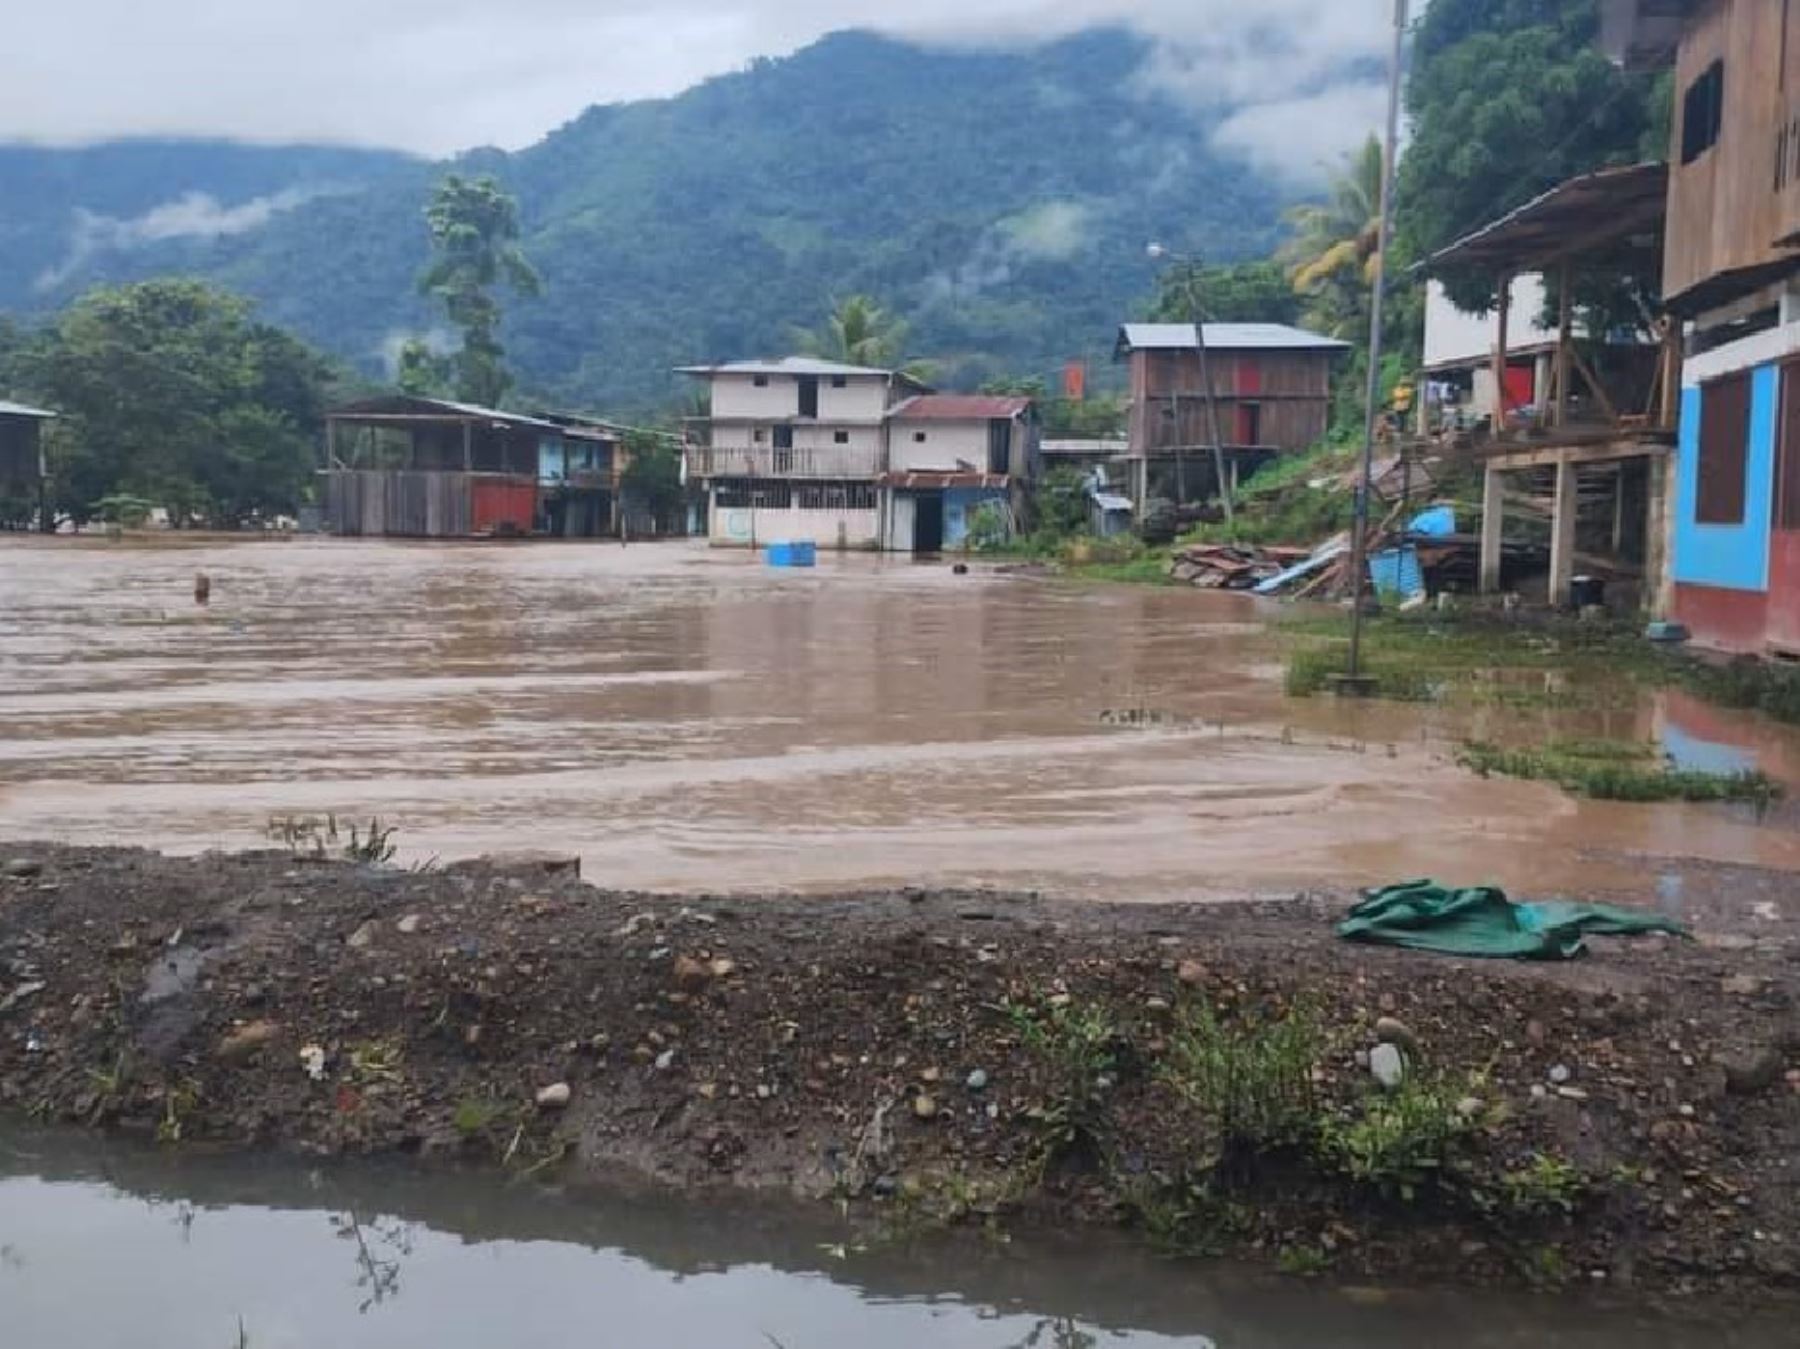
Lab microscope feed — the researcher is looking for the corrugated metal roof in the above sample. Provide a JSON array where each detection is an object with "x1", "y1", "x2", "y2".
[
  {"x1": 1116, "y1": 323, "x2": 1351, "y2": 353},
  {"x1": 1420, "y1": 161, "x2": 1667, "y2": 275},
  {"x1": 674, "y1": 356, "x2": 896, "y2": 378},
  {"x1": 890, "y1": 394, "x2": 1031, "y2": 421},
  {"x1": 0, "y1": 399, "x2": 56, "y2": 419},
  {"x1": 327, "y1": 395, "x2": 559, "y2": 430}
]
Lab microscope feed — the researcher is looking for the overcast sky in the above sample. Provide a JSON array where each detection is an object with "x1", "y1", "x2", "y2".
[{"x1": 1, "y1": 1, "x2": 1398, "y2": 183}]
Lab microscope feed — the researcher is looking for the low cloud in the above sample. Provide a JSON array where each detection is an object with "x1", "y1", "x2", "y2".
[
  {"x1": 35, "y1": 187, "x2": 322, "y2": 292},
  {"x1": 375, "y1": 326, "x2": 456, "y2": 378},
  {"x1": 925, "y1": 198, "x2": 1099, "y2": 300},
  {"x1": 7, "y1": 3, "x2": 1399, "y2": 184},
  {"x1": 1211, "y1": 82, "x2": 1392, "y2": 186}
]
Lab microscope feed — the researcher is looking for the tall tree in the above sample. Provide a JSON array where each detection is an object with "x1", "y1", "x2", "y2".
[
  {"x1": 1148, "y1": 259, "x2": 1304, "y2": 327},
  {"x1": 1396, "y1": 0, "x2": 1666, "y2": 311},
  {"x1": 418, "y1": 175, "x2": 540, "y2": 407},
  {"x1": 1279, "y1": 135, "x2": 1385, "y2": 339},
  {"x1": 18, "y1": 279, "x2": 335, "y2": 527}
]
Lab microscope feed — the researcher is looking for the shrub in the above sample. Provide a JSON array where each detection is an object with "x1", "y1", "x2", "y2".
[
  {"x1": 1318, "y1": 1076, "x2": 1472, "y2": 1203},
  {"x1": 1162, "y1": 1000, "x2": 1322, "y2": 1174}
]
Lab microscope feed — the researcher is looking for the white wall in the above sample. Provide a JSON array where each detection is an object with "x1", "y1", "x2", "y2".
[
  {"x1": 889, "y1": 419, "x2": 995, "y2": 472},
  {"x1": 1423, "y1": 275, "x2": 1557, "y2": 371},
  {"x1": 709, "y1": 372, "x2": 891, "y2": 421},
  {"x1": 710, "y1": 419, "x2": 882, "y2": 453},
  {"x1": 710, "y1": 504, "x2": 880, "y2": 549}
]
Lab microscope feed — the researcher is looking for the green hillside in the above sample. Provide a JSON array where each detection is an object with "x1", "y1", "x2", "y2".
[{"x1": 2, "y1": 28, "x2": 1298, "y2": 414}]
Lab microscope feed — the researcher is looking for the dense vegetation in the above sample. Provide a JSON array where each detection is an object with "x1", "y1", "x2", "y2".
[
  {"x1": 0, "y1": 279, "x2": 341, "y2": 529},
  {"x1": 1, "y1": 29, "x2": 1294, "y2": 415}
]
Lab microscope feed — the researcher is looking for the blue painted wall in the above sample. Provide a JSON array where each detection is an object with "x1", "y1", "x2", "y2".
[
  {"x1": 943, "y1": 487, "x2": 1009, "y2": 548},
  {"x1": 1671, "y1": 365, "x2": 1777, "y2": 592}
]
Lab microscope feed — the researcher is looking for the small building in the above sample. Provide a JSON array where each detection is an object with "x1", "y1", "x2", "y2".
[
  {"x1": 323, "y1": 395, "x2": 648, "y2": 540},
  {"x1": 1419, "y1": 161, "x2": 1677, "y2": 612},
  {"x1": 1114, "y1": 322, "x2": 1350, "y2": 508},
  {"x1": 1606, "y1": 0, "x2": 1800, "y2": 656},
  {"x1": 879, "y1": 394, "x2": 1034, "y2": 553},
  {"x1": 1422, "y1": 275, "x2": 1563, "y2": 428},
  {"x1": 0, "y1": 399, "x2": 55, "y2": 531}
]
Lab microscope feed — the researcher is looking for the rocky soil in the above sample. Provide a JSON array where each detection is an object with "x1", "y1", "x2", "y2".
[{"x1": 1, "y1": 844, "x2": 1796, "y2": 1299}]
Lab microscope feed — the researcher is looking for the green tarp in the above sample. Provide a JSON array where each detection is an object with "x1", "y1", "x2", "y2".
[{"x1": 1338, "y1": 880, "x2": 1688, "y2": 960}]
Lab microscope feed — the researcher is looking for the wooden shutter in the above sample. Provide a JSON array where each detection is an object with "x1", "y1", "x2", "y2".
[{"x1": 1697, "y1": 372, "x2": 1751, "y2": 525}]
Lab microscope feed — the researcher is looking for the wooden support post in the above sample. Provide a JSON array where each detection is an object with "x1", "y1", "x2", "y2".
[
  {"x1": 1645, "y1": 450, "x2": 1672, "y2": 619},
  {"x1": 461, "y1": 419, "x2": 473, "y2": 473},
  {"x1": 1548, "y1": 455, "x2": 1579, "y2": 609},
  {"x1": 1659, "y1": 321, "x2": 1683, "y2": 431},
  {"x1": 1611, "y1": 465, "x2": 1628, "y2": 554},
  {"x1": 1480, "y1": 464, "x2": 1505, "y2": 594},
  {"x1": 1492, "y1": 272, "x2": 1512, "y2": 431},
  {"x1": 1554, "y1": 263, "x2": 1572, "y2": 428}
]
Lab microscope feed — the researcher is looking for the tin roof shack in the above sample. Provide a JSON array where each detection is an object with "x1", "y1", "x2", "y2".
[
  {"x1": 1606, "y1": 0, "x2": 1800, "y2": 656},
  {"x1": 880, "y1": 394, "x2": 1034, "y2": 554},
  {"x1": 1420, "y1": 162, "x2": 1678, "y2": 613},
  {"x1": 323, "y1": 396, "x2": 553, "y2": 538},
  {"x1": 0, "y1": 400, "x2": 54, "y2": 532},
  {"x1": 1114, "y1": 323, "x2": 1349, "y2": 512}
]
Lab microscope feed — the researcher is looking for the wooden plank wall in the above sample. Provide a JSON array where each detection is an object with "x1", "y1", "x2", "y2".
[
  {"x1": 1130, "y1": 349, "x2": 1333, "y2": 453},
  {"x1": 1664, "y1": 0, "x2": 1799, "y2": 304},
  {"x1": 325, "y1": 471, "x2": 474, "y2": 537}
]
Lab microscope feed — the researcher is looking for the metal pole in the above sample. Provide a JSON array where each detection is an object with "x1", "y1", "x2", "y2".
[
  {"x1": 1189, "y1": 267, "x2": 1234, "y2": 527},
  {"x1": 1345, "y1": 0, "x2": 1407, "y2": 686}
]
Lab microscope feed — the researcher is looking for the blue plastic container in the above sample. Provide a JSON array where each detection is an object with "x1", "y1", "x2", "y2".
[{"x1": 766, "y1": 540, "x2": 816, "y2": 568}]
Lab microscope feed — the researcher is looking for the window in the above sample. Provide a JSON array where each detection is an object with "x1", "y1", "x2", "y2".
[
  {"x1": 793, "y1": 482, "x2": 876, "y2": 510},
  {"x1": 913, "y1": 431, "x2": 927, "y2": 443},
  {"x1": 831, "y1": 375, "x2": 848, "y2": 389},
  {"x1": 1696, "y1": 371, "x2": 1751, "y2": 525},
  {"x1": 1681, "y1": 60, "x2": 1724, "y2": 164},
  {"x1": 752, "y1": 374, "x2": 770, "y2": 388},
  {"x1": 833, "y1": 430, "x2": 850, "y2": 444},
  {"x1": 753, "y1": 428, "x2": 768, "y2": 444}
]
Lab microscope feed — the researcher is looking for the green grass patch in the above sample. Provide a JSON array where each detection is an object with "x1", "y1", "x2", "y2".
[{"x1": 1458, "y1": 738, "x2": 1781, "y2": 804}]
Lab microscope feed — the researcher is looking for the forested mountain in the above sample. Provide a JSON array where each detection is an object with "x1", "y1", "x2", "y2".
[{"x1": 0, "y1": 29, "x2": 1298, "y2": 413}]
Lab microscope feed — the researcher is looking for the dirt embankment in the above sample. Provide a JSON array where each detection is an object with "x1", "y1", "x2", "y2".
[{"x1": 1, "y1": 845, "x2": 1796, "y2": 1298}]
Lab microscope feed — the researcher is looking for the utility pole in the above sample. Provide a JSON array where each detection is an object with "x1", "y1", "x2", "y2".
[
  {"x1": 1341, "y1": 0, "x2": 1408, "y2": 694},
  {"x1": 1187, "y1": 264, "x2": 1234, "y2": 527}
]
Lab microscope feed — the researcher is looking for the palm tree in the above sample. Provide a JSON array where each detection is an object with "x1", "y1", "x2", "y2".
[
  {"x1": 797, "y1": 295, "x2": 909, "y2": 369},
  {"x1": 1280, "y1": 135, "x2": 1384, "y2": 337}
]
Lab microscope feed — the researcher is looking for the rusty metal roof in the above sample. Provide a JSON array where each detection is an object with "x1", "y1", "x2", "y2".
[
  {"x1": 889, "y1": 395, "x2": 1031, "y2": 421},
  {"x1": 1421, "y1": 162, "x2": 1668, "y2": 275}
]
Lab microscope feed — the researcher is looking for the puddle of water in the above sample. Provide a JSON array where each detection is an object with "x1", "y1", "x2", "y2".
[
  {"x1": 0, "y1": 1126, "x2": 1785, "y2": 1349},
  {"x1": 2, "y1": 537, "x2": 1798, "y2": 903}
]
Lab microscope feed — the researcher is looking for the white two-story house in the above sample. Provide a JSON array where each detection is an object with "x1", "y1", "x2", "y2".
[{"x1": 679, "y1": 357, "x2": 922, "y2": 549}]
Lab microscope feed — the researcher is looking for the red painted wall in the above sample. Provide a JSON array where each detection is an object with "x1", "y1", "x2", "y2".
[
  {"x1": 471, "y1": 479, "x2": 537, "y2": 535},
  {"x1": 1769, "y1": 531, "x2": 1800, "y2": 656},
  {"x1": 1673, "y1": 581, "x2": 1769, "y2": 653}
]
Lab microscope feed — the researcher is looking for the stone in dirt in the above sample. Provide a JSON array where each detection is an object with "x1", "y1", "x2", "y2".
[
  {"x1": 672, "y1": 955, "x2": 713, "y2": 991},
  {"x1": 1176, "y1": 958, "x2": 1207, "y2": 986},
  {"x1": 3, "y1": 859, "x2": 43, "y2": 879},
  {"x1": 1549, "y1": 1064, "x2": 1572, "y2": 1085},
  {"x1": 536, "y1": 1082, "x2": 572, "y2": 1110},
  {"x1": 1721, "y1": 974, "x2": 1763, "y2": 997},
  {"x1": 346, "y1": 921, "x2": 377, "y2": 950},
  {"x1": 1373, "y1": 1016, "x2": 1416, "y2": 1052},
  {"x1": 1369, "y1": 1043, "x2": 1405, "y2": 1090},
  {"x1": 913, "y1": 1094, "x2": 939, "y2": 1120},
  {"x1": 966, "y1": 1068, "x2": 989, "y2": 1092},
  {"x1": 708, "y1": 957, "x2": 737, "y2": 980},
  {"x1": 1722, "y1": 1047, "x2": 1786, "y2": 1096},
  {"x1": 216, "y1": 1020, "x2": 277, "y2": 1063},
  {"x1": 396, "y1": 914, "x2": 422, "y2": 934}
]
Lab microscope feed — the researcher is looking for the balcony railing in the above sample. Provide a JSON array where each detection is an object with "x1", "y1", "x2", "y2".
[{"x1": 684, "y1": 445, "x2": 883, "y2": 479}]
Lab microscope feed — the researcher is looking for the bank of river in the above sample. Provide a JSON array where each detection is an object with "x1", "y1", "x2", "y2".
[
  {"x1": 4, "y1": 1124, "x2": 1792, "y2": 1349},
  {"x1": 2, "y1": 846, "x2": 1796, "y2": 1307}
]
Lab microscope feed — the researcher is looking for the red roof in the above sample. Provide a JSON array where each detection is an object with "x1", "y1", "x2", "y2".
[{"x1": 890, "y1": 395, "x2": 1031, "y2": 421}]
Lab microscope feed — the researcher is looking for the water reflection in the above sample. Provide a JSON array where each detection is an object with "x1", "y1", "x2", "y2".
[{"x1": 0, "y1": 1127, "x2": 1789, "y2": 1349}]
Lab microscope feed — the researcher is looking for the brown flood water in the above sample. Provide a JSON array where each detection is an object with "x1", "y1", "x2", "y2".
[{"x1": 3, "y1": 536, "x2": 1799, "y2": 905}]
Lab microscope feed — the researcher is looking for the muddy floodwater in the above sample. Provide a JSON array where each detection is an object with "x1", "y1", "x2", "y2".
[
  {"x1": 0, "y1": 1126, "x2": 1788, "y2": 1349},
  {"x1": 3, "y1": 536, "x2": 1799, "y2": 903}
]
